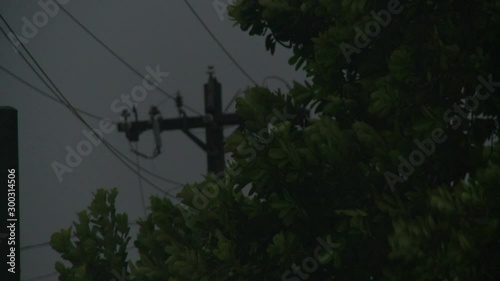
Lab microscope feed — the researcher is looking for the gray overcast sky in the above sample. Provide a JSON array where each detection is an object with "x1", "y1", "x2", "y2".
[{"x1": 0, "y1": 0, "x2": 305, "y2": 280}]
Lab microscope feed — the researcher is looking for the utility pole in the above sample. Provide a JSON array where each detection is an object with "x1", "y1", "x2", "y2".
[
  {"x1": 117, "y1": 67, "x2": 240, "y2": 175},
  {"x1": 204, "y1": 67, "x2": 225, "y2": 173}
]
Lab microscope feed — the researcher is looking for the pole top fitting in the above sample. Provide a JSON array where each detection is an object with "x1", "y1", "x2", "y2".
[
  {"x1": 121, "y1": 109, "x2": 130, "y2": 121},
  {"x1": 149, "y1": 106, "x2": 160, "y2": 118},
  {"x1": 207, "y1": 65, "x2": 215, "y2": 79}
]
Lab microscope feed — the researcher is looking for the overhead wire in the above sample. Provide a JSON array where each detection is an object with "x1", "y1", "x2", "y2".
[
  {"x1": 0, "y1": 59, "x2": 184, "y2": 186},
  {"x1": 20, "y1": 240, "x2": 51, "y2": 251},
  {"x1": 0, "y1": 15, "x2": 185, "y2": 187},
  {"x1": 180, "y1": 0, "x2": 258, "y2": 86},
  {"x1": 0, "y1": 65, "x2": 115, "y2": 123},
  {"x1": 21, "y1": 220, "x2": 142, "y2": 252},
  {"x1": 262, "y1": 75, "x2": 292, "y2": 89},
  {"x1": 2, "y1": 2, "x2": 260, "y2": 179},
  {"x1": 0, "y1": 63, "x2": 184, "y2": 186},
  {"x1": 21, "y1": 240, "x2": 139, "y2": 280},
  {"x1": 0, "y1": 14, "x2": 183, "y2": 199},
  {"x1": 22, "y1": 239, "x2": 138, "y2": 281},
  {"x1": 55, "y1": 3, "x2": 203, "y2": 117},
  {"x1": 223, "y1": 75, "x2": 291, "y2": 113}
]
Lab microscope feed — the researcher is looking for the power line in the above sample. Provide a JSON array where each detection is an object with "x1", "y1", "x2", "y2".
[
  {"x1": 0, "y1": 65, "x2": 115, "y2": 123},
  {"x1": 0, "y1": 20, "x2": 181, "y2": 193},
  {"x1": 21, "y1": 220, "x2": 141, "y2": 252},
  {"x1": 55, "y1": 3, "x2": 203, "y2": 117},
  {"x1": 0, "y1": 14, "x2": 183, "y2": 199},
  {"x1": 21, "y1": 241, "x2": 51, "y2": 251},
  {"x1": 23, "y1": 242, "x2": 136, "y2": 281},
  {"x1": 22, "y1": 240, "x2": 137, "y2": 280},
  {"x1": 223, "y1": 75, "x2": 290, "y2": 113},
  {"x1": 262, "y1": 75, "x2": 292, "y2": 89},
  {"x1": 22, "y1": 240, "x2": 136, "y2": 281},
  {"x1": 181, "y1": 0, "x2": 258, "y2": 86}
]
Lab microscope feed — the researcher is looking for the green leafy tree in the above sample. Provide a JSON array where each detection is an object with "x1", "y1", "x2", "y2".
[{"x1": 52, "y1": 0, "x2": 500, "y2": 280}]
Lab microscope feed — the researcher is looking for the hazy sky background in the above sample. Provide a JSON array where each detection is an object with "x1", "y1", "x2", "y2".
[{"x1": 0, "y1": 0, "x2": 305, "y2": 280}]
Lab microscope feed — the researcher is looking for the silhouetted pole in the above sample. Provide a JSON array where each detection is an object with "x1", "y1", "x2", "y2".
[
  {"x1": 204, "y1": 67, "x2": 225, "y2": 174},
  {"x1": 117, "y1": 67, "x2": 240, "y2": 175}
]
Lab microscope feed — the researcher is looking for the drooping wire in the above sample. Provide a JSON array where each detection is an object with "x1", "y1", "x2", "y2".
[
  {"x1": 0, "y1": 44, "x2": 184, "y2": 189},
  {"x1": 262, "y1": 75, "x2": 292, "y2": 89},
  {"x1": 223, "y1": 75, "x2": 291, "y2": 113},
  {"x1": 0, "y1": 32, "x2": 183, "y2": 192},
  {"x1": 181, "y1": 0, "x2": 258, "y2": 86},
  {"x1": 55, "y1": 3, "x2": 203, "y2": 116},
  {"x1": 0, "y1": 14, "x2": 183, "y2": 199},
  {"x1": 21, "y1": 238, "x2": 139, "y2": 280},
  {"x1": 20, "y1": 240, "x2": 51, "y2": 251},
  {"x1": 21, "y1": 220, "x2": 141, "y2": 252}
]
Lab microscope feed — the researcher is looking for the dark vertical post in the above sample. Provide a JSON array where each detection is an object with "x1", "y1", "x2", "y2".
[
  {"x1": 0, "y1": 107, "x2": 20, "y2": 280},
  {"x1": 204, "y1": 68, "x2": 225, "y2": 174}
]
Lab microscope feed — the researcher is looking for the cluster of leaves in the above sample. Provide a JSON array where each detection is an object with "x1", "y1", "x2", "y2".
[
  {"x1": 50, "y1": 188, "x2": 130, "y2": 280},
  {"x1": 52, "y1": 0, "x2": 500, "y2": 280},
  {"x1": 385, "y1": 149, "x2": 500, "y2": 279}
]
